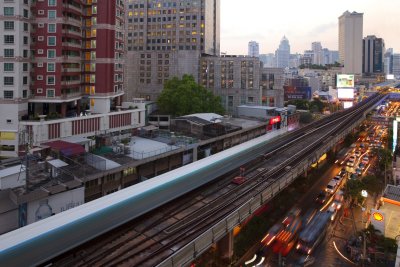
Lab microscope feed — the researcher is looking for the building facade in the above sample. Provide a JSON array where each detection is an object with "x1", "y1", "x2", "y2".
[
  {"x1": 393, "y1": 54, "x2": 400, "y2": 78},
  {"x1": 200, "y1": 55, "x2": 284, "y2": 115},
  {"x1": 248, "y1": 41, "x2": 259, "y2": 57},
  {"x1": 0, "y1": 1, "x2": 31, "y2": 157},
  {"x1": 384, "y1": 48, "x2": 394, "y2": 76},
  {"x1": 0, "y1": 0, "x2": 130, "y2": 158},
  {"x1": 338, "y1": 11, "x2": 363, "y2": 75},
  {"x1": 362, "y1": 35, "x2": 385, "y2": 75},
  {"x1": 275, "y1": 36, "x2": 290, "y2": 68},
  {"x1": 125, "y1": 0, "x2": 220, "y2": 101}
]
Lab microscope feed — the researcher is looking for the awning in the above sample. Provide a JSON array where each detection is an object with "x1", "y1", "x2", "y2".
[{"x1": 43, "y1": 140, "x2": 85, "y2": 156}]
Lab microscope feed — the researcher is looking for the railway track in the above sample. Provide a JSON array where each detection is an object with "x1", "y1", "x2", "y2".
[{"x1": 53, "y1": 94, "x2": 384, "y2": 267}]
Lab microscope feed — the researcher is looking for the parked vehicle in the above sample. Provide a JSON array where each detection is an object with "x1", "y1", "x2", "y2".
[
  {"x1": 315, "y1": 191, "x2": 328, "y2": 204},
  {"x1": 325, "y1": 179, "x2": 338, "y2": 194}
]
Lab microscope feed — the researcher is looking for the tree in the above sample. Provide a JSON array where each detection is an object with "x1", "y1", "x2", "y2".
[
  {"x1": 287, "y1": 99, "x2": 310, "y2": 110},
  {"x1": 362, "y1": 175, "x2": 384, "y2": 195},
  {"x1": 375, "y1": 148, "x2": 392, "y2": 173},
  {"x1": 344, "y1": 179, "x2": 364, "y2": 204},
  {"x1": 309, "y1": 98, "x2": 325, "y2": 113},
  {"x1": 157, "y1": 75, "x2": 225, "y2": 116},
  {"x1": 299, "y1": 112, "x2": 313, "y2": 124}
]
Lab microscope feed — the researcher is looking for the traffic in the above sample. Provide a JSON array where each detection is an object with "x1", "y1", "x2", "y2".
[{"x1": 243, "y1": 101, "x2": 391, "y2": 267}]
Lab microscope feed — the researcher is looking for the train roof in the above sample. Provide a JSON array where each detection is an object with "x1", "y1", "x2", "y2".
[{"x1": 0, "y1": 132, "x2": 273, "y2": 252}]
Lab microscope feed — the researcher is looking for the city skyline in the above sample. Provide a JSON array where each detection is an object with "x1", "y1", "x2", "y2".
[{"x1": 221, "y1": 0, "x2": 400, "y2": 55}]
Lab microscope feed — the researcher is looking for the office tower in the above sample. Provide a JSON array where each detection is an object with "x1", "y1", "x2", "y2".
[
  {"x1": 275, "y1": 36, "x2": 290, "y2": 68},
  {"x1": 393, "y1": 54, "x2": 400, "y2": 77},
  {"x1": 384, "y1": 48, "x2": 393, "y2": 75},
  {"x1": 338, "y1": 11, "x2": 363, "y2": 74},
  {"x1": 259, "y1": 53, "x2": 275, "y2": 68},
  {"x1": 311, "y1": 42, "x2": 323, "y2": 65},
  {"x1": 362, "y1": 35, "x2": 385, "y2": 75},
  {"x1": 125, "y1": 0, "x2": 221, "y2": 101},
  {"x1": 248, "y1": 41, "x2": 259, "y2": 57}
]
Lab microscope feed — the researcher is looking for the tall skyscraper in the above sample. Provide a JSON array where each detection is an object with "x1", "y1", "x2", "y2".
[
  {"x1": 275, "y1": 36, "x2": 290, "y2": 68},
  {"x1": 311, "y1": 42, "x2": 323, "y2": 65},
  {"x1": 393, "y1": 54, "x2": 400, "y2": 77},
  {"x1": 362, "y1": 35, "x2": 385, "y2": 75},
  {"x1": 125, "y1": 0, "x2": 220, "y2": 101},
  {"x1": 248, "y1": 41, "x2": 259, "y2": 57},
  {"x1": 338, "y1": 11, "x2": 363, "y2": 74},
  {"x1": 259, "y1": 53, "x2": 275, "y2": 68},
  {"x1": 384, "y1": 48, "x2": 394, "y2": 75}
]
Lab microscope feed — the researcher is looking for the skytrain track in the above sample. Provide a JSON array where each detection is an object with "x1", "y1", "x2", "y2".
[{"x1": 52, "y1": 94, "x2": 384, "y2": 266}]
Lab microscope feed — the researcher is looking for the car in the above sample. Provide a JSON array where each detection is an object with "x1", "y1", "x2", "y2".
[
  {"x1": 358, "y1": 163, "x2": 366, "y2": 170},
  {"x1": 354, "y1": 150, "x2": 361, "y2": 157},
  {"x1": 355, "y1": 168, "x2": 363, "y2": 176},
  {"x1": 325, "y1": 179, "x2": 338, "y2": 194},
  {"x1": 349, "y1": 173, "x2": 358, "y2": 180},
  {"x1": 315, "y1": 190, "x2": 328, "y2": 204},
  {"x1": 347, "y1": 160, "x2": 355, "y2": 167},
  {"x1": 333, "y1": 175, "x2": 343, "y2": 184},
  {"x1": 328, "y1": 204, "x2": 338, "y2": 221},
  {"x1": 333, "y1": 191, "x2": 344, "y2": 210},
  {"x1": 362, "y1": 157, "x2": 369, "y2": 164},
  {"x1": 338, "y1": 168, "x2": 347, "y2": 177}
]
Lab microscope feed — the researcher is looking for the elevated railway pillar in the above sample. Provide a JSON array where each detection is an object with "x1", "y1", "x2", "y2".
[{"x1": 216, "y1": 230, "x2": 234, "y2": 261}]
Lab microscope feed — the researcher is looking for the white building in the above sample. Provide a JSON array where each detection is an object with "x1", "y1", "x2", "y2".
[
  {"x1": 0, "y1": 1, "x2": 31, "y2": 158},
  {"x1": 275, "y1": 36, "x2": 290, "y2": 68},
  {"x1": 338, "y1": 11, "x2": 363, "y2": 75},
  {"x1": 312, "y1": 42, "x2": 323, "y2": 65},
  {"x1": 248, "y1": 41, "x2": 260, "y2": 57}
]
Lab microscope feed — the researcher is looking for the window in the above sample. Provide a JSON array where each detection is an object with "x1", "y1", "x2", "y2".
[
  {"x1": 48, "y1": 23, "x2": 56, "y2": 33},
  {"x1": 4, "y1": 77, "x2": 14, "y2": 86},
  {"x1": 23, "y1": 76, "x2": 28, "y2": 85},
  {"x1": 23, "y1": 36, "x2": 28, "y2": 45},
  {"x1": 37, "y1": 88, "x2": 43, "y2": 93},
  {"x1": 38, "y1": 36, "x2": 44, "y2": 41},
  {"x1": 4, "y1": 49, "x2": 14, "y2": 58},
  {"x1": 23, "y1": 63, "x2": 28, "y2": 72},
  {"x1": 23, "y1": 22, "x2": 28, "y2": 31},
  {"x1": 3, "y1": 91, "x2": 13, "y2": 99},
  {"x1": 4, "y1": 63, "x2": 13, "y2": 72},
  {"x1": 47, "y1": 63, "x2": 55, "y2": 72},
  {"x1": 38, "y1": 23, "x2": 44, "y2": 28},
  {"x1": 23, "y1": 50, "x2": 28, "y2": 58},
  {"x1": 48, "y1": 10, "x2": 56, "y2": 19},
  {"x1": 46, "y1": 89, "x2": 55, "y2": 98},
  {"x1": 38, "y1": 10, "x2": 44, "y2": 15},
  {"x1": 37, "y1": 75, "x2": 43, "y2": 80},
  {"x1": 23, "y1": 90, "x2": 27, "y2": 98},
  {"x1": 48, "y1": 0, "x2": 56, "y2": 6},
  {"x1": 4, "y1": 21, "x2": 14, "y2": 30},
  {"x1": 47, "y1": 75, "x2": 55, "y2": 85},
  {"x1": 47, "y1": 36, "x2": 56, "y2": 46},
  {"x1": 23, "y1": 9, "x2": 29, "y2": 19},
  {"x1": 4, "y1": 7, "x2": 14, "y2": 16},
  {"x1": 92, "y1": 5, "x2": 97, "y2": 14},
  {"x1": 47, "y1": 49, "x2": 56, "y2": 58},
  {"x1": 4, "y1": 35, "x2": 14, "y2": 44}
]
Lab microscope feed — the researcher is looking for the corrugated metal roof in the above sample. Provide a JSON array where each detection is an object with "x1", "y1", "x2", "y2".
[{"x1": 383, "y1": 185, "x2": 400, "y2": 202}]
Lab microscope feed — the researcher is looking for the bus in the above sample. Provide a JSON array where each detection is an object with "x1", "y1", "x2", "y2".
[{"x1": 296, "y1": 211, "x2": 331, "y2": 255}]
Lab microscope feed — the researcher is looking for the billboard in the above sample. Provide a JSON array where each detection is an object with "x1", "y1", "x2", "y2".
[
  {"x1": 337, "y1": 88, "x2": 354, "y2": 99},
  {"x1": 337, "y1": 74, "x2": 355, "y2": 88},
  {"x1": 387, "y1": 74, "x2": 395, "y2": 80},
  {"x1": 284, "y1": 86, "x2": 312, "y2": 101},
  {"x1": 343, "y1": 101, "x2": 353, "y2": 109}
]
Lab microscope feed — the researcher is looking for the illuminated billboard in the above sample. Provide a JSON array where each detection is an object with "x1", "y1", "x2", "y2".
[
  {"x1": 343, "y1": 101, "x2": 353, "y2": 109},
  {"x1": 337, "y1": 88, "x2": 354, "y2": 99},
  {"x1": 284, "y1": 86, "x2": 312, "y2": 101},
  {"x1": 387, "y1": 74, "x2": 395, "y2": 80},
  {"x1": 337, "y1": 74, "x2": 355, "y2": 88}
]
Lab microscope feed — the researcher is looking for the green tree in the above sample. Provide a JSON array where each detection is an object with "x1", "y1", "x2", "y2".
[
  {"x1": 287, "y1": 99, "x2": 310, "y2": 110},
  {"x1": 309, "y1": 98, "x2": 325, "y2": 113},
  {"x1": 375, "y1": 148, "x2": 393, "y2": 173},
  {"x1": 157, "y1": 75, "x2": 225, "y2": 116},
  {"x1": 344, "y1": 179, "x2": 364, "y2": 204},
  {"x1": 344, "y1": 132, "x2": 357, "y2": 147},
  {"x1": 299, "y1": 112, "x2": 313, "y2": 124},
  {"x1": 362, "y1": 175, "x2": 384, "y2": 195}
]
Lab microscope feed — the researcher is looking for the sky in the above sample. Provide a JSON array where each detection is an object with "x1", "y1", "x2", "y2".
[{"x1": 220, "y1": 0, "x2": 400, "y2": 55}]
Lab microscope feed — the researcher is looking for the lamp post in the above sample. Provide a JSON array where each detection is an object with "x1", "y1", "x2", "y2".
[{"x1": 361, "y1": 190, "x2": 368, "y2": 266}]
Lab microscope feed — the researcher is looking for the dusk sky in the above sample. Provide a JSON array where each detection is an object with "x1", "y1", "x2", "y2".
[{"x1": 221, "y1": 0, "x2": 400, "y2": 55}]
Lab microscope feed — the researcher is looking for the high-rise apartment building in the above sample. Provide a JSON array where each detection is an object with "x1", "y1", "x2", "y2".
[
  {"x1": 0, "y1": 1, "x2": 30, "y2": 157},
  {"x1": 30, "y1": 0, "x2": 125, "y2": 115},
  {"x1": 248, "y1": 41, "x2": 259, "y2": 57},
  {"x1": 259, "y1": 53, "x2": 275, "y2": 68},
  {"x1": 311, "y1": 42, "x2": 323, "y2": 65},
  {"x1": 384, "y1": 48, "x2": 394, "y2": 75},
  {"x1": 275, "y1": 36, "x2": 290, "y2": 68},
  {"x1": 125, "y1": 0, "x2": 220, "y2": 101},
  {"x1": 338, "y1": 11, "x2": 363, "y2": 75},
  {"x1": 0, "y1": 0, "x2": 140, "y2": 158},
  {"x1": 393, "y1": 54, "x2": 400, "y2": 77},
  {"x1": 362, "y1": 35, "x2": 385, "y2": 75}
]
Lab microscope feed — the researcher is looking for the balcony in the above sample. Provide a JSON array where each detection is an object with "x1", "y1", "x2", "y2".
[
  {"x1": 62, "y1": 55, "x2": 81, "y2": 62},
  {"x1": 61, "y1": 80, "x2": 81, "y2": 86},
  {"x1": 62, "y1": 29, "x2": 82, "y2": 37},
  {"x1": 62, "y1": 42, "x2": 82, "y2": 49},
  {"x1": 62, "y1": 67, "x2": 81, "y2": 72},
  {"x1": 63, "y1": 3, "x2": 82, "y2": 14},
  {"x1": 63, "y1": 16, "x2": 82, "y2": 27}
]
